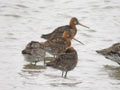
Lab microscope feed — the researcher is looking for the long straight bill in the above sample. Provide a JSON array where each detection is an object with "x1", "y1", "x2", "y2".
[
  {"x1": 79, "y1": 23, "x2": 90, "y2": 29},
  {"x1": 73, "y1": 38, "x2": 84, "y2": 45}
]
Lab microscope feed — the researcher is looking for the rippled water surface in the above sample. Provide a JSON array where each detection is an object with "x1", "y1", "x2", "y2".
[{"x1": 0, "y1": 0, "x2": 120, "y2": 90}]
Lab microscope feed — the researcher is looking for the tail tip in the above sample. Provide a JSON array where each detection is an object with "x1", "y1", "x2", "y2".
[{"x1": 41, "y1": 34, "x2": 44, "y2": 38}]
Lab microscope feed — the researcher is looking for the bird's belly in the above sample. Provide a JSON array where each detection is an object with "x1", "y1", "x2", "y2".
[
  {"x1": 22, "y1": 54, "x2": 44, "y2": 63},
  {"x1": 105, "y1": 54, "x2": 120, "y2": 64}
]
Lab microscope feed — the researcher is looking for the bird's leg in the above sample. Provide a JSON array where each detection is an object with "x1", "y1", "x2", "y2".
[
  {"x1": 117, "y1": 63, "x2": 120, "y2": 65},
  {"x1": 34, "y1": 61, "x2": 37, "y2": 66},
  {"x1": 53, "y1": 55, "x2": 56, "y2": 58},
  {"x1": 43, "y1": 58, "x2": 46, "y2": 66},
  {"x1": 30, "y1": 62, "x2": 33, "y2": 65},
  {"x1": 64, "y1": 71, "x2": 68, "y2": 78},
  {"x1": 62, "y1": 71, "x2": 64, "y2": 77}
]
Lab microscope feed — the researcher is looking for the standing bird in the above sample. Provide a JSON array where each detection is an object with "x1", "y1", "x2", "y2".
[
  {"x1": 39, "y1": 31, "x2": 71, "y2": 57},
  {"x1": 46, "y1": 47, "x2": 78, "y2": 78},
  {"x1": 22, "y1": 41, "x2": 46, "y2": 65},
  {"x1": 96, "y1": 43, "x2": 120, "y2": 65},
  {"x1": 41, "y1": 17, "x2": 89, "y2": 43}
]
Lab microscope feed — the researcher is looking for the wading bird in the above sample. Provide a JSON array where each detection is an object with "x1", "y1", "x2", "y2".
[
  {"x1": 22, "y1": 41, "x2": 46, "y2": 65},
  {"x1": 41, "y1": 17, "x2": 89, "y2": 44},
  {"x1": 96, "y1": 43, "x2": 120, "y2": 65},
  {"x1": 39, "y1": 31, "x2": 71, "y2": 58},
  {"x1": 47, "y1": 47, "x2": 78, "y2": 78}
]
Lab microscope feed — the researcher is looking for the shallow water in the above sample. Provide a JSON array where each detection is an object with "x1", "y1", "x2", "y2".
[{"x1": 0, "y1": 0, "x2": 120, "y2": 90}]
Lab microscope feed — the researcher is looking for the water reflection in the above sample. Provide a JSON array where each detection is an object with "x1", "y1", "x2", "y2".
[
  {"x1": 44, "y1": 73, "x2": 82, "y2": 87},
  {"x1": 16, "y1": 4, "x2": 28, "y2": 8},
  {"x1": 20, "y1": 57, "x2": 55, "y2": 77},
  {"x1": 80, "y1": 32, "x2": 92, "y2": 37},
  {"x1": 23, "y1": 64, "x2": 46, "y2": 69},
  {"x1": 19, "y1": 64, "x2": 45, "y2": 78},
  {"x1": 86, "y1": 29, "x2": 96, "y2": 32},
  {"x1": 45, "y1": 0, "x2": 55, "y2": 2},
  {"x1": 49, "y1": 81, "x2": 81, "y2": 87},
  {"x1": 19, "y1": 70, "x2": 42, "y2": 77},
  {"x1": 104, "y1": 65, "x2": 120, "y2": 80},
  {"x1": 4, "y1": 14, "x2": 21, "y2": 18},
  {"x1": 104, "y1": 0, "x2": 111, "y2": 3}
]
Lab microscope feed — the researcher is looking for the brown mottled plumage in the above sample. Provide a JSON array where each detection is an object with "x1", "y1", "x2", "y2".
[
  {"x1": 96, "y1": 43, "x2": 120, "y2": 65},
  {"x1": 41, "y1": 17, "x2": 89, "y2": 40},
  {"x1": 22, "y1": 41, "x2": 46, "y2": 65},
  {"x1": 39, "y1": 31, "x2": 71, "y2": 57},
  {"x1": 46, "y1": 47, "x2": 78, "y2": 78}
]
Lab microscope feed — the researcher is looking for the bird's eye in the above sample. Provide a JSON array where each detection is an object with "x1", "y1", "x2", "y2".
[
  {"x1": 34, "y1": 43, "x2": 39, "y2": 48},
  {"x1": 26, "y1": 45, "x2": 30, "y2": 48},
  {"x1": 74, "y1": 21, "x2": 78, "y2": 24},
  {"x1": 31, "y1": 44, "x2": 36, "y2": 48}
]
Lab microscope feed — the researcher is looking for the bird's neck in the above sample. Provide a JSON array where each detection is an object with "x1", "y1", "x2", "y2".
[
  {"x1": 66, "y1": 38, "x2": 71, "y2": 47},
  {"x1": 69, "y1": 23, "x2": 77, "y2": 36}
]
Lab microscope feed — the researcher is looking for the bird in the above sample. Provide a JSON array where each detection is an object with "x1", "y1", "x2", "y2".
[
  {"x1": 39, "y1": 31, "x2": 71, "y2": 58},
  {"x1": 41, "y1": 17, "x2": 89, "y2": 44},
  {"x1": 22, "y1": 41, "x2": 46, "y2": 65},
  {"x1": 96, "y1": 43, "x2": 120, "y2": 65},
  {"x1": 46, "y1": 47, "x2": 78, "y2": 78}
]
